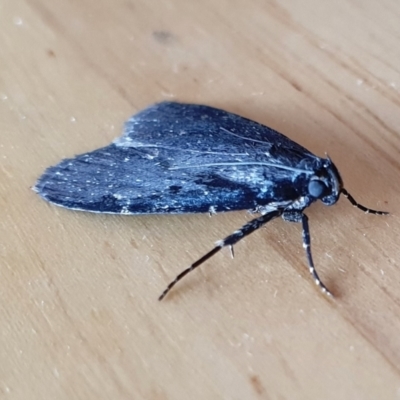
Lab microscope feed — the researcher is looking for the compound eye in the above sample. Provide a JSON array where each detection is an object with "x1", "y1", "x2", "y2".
[{"x1": 308, "y1": 180, "x2": 327, "y2": 198}]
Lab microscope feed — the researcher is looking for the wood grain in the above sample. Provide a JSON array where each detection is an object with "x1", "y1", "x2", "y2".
[{"x1": 1, "y1": 0, "x2": 400, "y2": 399}]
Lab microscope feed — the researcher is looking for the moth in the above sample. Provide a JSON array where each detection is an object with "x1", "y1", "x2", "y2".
[{"x1": 34, "y1": 101, "x2": 387, "y2": 300}]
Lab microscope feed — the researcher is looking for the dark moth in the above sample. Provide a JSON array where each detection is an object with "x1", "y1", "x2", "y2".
[{"x1": 34, "y1": 102, "x2": 387, "y2": 300}]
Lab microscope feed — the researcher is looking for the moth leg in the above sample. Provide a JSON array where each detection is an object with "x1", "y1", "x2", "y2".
[
  {"x1": 341, "y1": 188, "x2": 388, "y2": 215},
  {"x1": 301, "y1": 214, "x2": 333, "y2": 297},
  {"x1": 282, "y1": 211, "x2": 332, "y2": 297},
  {"x1": 158, "y1": 210, "x2": 282, "y2": 301},
  {"x1": 229, "y1": 245, "x2": 235, "y2": 259}
]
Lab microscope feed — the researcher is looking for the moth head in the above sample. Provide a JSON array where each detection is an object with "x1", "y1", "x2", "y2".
[{"x1": 308, "y1": 157, "x2": 343, "y2": 205}]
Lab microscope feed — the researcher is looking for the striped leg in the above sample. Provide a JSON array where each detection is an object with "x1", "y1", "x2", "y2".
[
  {"x1": 282, "y1": 211, "x2": 332, "y2": 297},
  {"x1": 158, "y1": 209, "x2": 282, "y2": 301},
  {"x1": 301, "y1": 213, "x2": 332, "y2": 297}
]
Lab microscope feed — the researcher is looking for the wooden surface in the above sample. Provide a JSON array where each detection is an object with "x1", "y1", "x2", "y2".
[{"x1": 1, "y1": 0, "x2": 400, "y2": 399}]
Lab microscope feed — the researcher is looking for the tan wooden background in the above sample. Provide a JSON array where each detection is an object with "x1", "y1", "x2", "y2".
[{"x1": 1, "y1": 0, "x2": 400, "y2": 399}]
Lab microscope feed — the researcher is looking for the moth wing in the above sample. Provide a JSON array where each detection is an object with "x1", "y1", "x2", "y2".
[
  {"x1": 118, "y1": 101, "x2": 317, "y2": 165},
  {"x1": 35, "y1": 102, "x2": 321, "y2": 214}
]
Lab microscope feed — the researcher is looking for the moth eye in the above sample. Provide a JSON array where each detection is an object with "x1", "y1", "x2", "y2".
[{"x1": 308, "y1": 180, "x2": 327, "y2": 198}]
